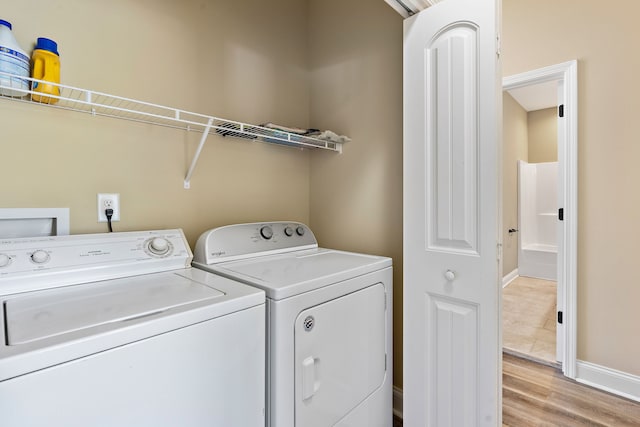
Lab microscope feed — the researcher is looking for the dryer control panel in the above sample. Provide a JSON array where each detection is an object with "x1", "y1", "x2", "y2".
[
  {"x1": 193, "y1": 222, "x2": 318, "y2": 265},
  {"x1": 0, "y1": 229, "x2": 192, "y2": 296}
]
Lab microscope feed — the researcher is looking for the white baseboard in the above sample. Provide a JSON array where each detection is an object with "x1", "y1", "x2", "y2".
[
  {"x1": 576, "y1": 360, "x2": 640, "y2": 402},
  {"x1": 393, "y1": 386, "x2": 403, "y2": 419},
  {"x1": 502, "y1": 269, "x2": 518, "y2": 288}
]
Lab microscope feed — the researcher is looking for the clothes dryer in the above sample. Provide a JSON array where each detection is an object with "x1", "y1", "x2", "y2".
[
  {"x1": 193, "y1": 221, "x2": 392, "y2": 427},
  {"x1": 0, "y1": 229, "x2": 265, "y2": 427}
]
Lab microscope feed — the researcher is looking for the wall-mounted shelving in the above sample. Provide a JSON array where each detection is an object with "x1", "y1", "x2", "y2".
[{"x1": 0, "y1": 72, "x2": 343, "y2": 188}]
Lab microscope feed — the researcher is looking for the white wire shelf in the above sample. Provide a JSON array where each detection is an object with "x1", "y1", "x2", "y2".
[{"x1": 0, "y1": 71, "x2": 343, "y2": 188}]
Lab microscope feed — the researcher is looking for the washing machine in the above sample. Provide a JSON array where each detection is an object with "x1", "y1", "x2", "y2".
[
  {"x1": 0, "y1": 229, "x2": 265, "y2": 427},
  {"x1": 192, "y1": 221, "x2": 392, "y2": 427}
]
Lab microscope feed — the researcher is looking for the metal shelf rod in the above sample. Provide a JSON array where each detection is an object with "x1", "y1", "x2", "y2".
[{"x1": 184, "y1": 118, "x2": 214, "y2": 189}]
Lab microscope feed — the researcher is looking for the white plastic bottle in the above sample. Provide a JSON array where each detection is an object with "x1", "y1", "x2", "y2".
[{"x1": 0, "y1": 19, "x2": 30, "y2": 97}]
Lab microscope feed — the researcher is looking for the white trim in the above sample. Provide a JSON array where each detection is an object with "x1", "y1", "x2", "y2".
[
  {"x1": 503, "y1": 60, "x2": 578, "y2": 379},
  {"x1": 393, "y1": 385, "x2": 403, "y2": 419},
  {"x1": 383, "y1": 0, "x2": 411, "y2": 18},
  {"x1": 502, "y1": 269, "x2": 518, "y2": 288},
  {"x1": 576, "y1": 360, "x2": 640, "y2": 402}
]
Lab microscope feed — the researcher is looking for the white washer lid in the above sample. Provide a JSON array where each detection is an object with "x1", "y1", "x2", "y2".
[
  {"x1": 208, "y1": 248, "x2": 391, "y2": 300},
  {"x1": 5, "y1": 272, "x2": 224, "y2": 345}
]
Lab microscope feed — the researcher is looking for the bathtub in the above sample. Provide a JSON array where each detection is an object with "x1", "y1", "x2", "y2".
[{"x1": 519, "y1": 242, "x2": 557, "y2": 281}]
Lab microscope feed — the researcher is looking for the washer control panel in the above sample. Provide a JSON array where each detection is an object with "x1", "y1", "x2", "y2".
[
  {"x1": 0, "y1": 229, "x2": 192, "y2": 296},
  {"x1": 193, "y1": 221, "x2": 318, "y2": 265}
]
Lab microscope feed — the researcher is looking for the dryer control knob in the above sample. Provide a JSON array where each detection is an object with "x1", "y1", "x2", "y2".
[
  {"x1": 0, "y1": 254, "x2": 11, "y2": 268},
  {"x1": 284, "y1": 226, "x2": 294, "y2": 237},
  {"x1": 260, "y1": 226, "x2": 273, "y2": 240},
  {"x1": 31, "y1": 250, "x2": 50, "y2": 264},
  {"x1": 149, "y1": 237, "x2": 170, "y2": 255},
  {"x1": 296, "y1": 226, "x2": 305, "y2": 236}
]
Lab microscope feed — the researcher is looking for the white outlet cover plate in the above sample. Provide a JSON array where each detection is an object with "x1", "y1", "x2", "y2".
[{"x1": 97, "y1": 193, "x2": 120, "y2": 222}]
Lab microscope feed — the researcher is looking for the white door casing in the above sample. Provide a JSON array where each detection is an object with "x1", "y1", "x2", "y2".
[
  {"x1": 403, "y1": 0, "x2": 502, "y2": 425},
  {"x1": 556, "y1": 79, "x2": 566, "y2": 364},
  {"x1": 502, "y1": 60, "x2": 578, "y2": 378}
]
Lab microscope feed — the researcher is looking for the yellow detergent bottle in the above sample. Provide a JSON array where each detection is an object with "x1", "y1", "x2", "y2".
[{"x1": 31, "y1": 37, "x2": 60, "y2": 104}]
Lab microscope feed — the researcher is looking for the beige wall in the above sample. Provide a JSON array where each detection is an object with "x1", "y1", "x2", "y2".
[
  {"x1": 528, "y1": 107, "x2": 558, "y2": 163},
  {"x1": 307, "y1": 0, "x2": 403, "y2": 387},
  {"x1": 2, "y1": 0, "x2": 405, "y2": 391},
  {"x1": 504, "y1": 0, "x2": 640, "y2": 375},
  {"x1": 502, "y1": 92, "x2": 528, "y2": 277},
  {"x1": 1, "y1": 0, "x2": 312, "y2": 248}
]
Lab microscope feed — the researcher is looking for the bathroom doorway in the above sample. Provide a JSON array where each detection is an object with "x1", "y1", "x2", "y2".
[{"x1": 502, "y1": 61, "x2": 578, "y2": 377}]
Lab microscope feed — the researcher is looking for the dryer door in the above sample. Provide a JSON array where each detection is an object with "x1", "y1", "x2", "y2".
[{"x1": 294, "y1": 282, "x2": 386, "y2": 426}]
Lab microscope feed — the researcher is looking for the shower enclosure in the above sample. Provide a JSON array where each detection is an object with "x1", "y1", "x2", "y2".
[{"x1": 518, "y1": 160, "x2": 558, "y2": 280}]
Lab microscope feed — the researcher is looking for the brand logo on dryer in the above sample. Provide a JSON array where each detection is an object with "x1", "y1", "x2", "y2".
[{"x1": 303, "y1": 315, "x2": 315, "y2": 332}]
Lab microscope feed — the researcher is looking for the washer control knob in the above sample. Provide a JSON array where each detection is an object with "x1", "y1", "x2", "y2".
[
  {"x1": 284, "y1": 226, "x2": 294, "y2": 237},
  {"x1": 296, "y1": 226, "x2": 305, "y2": 236},
  {"x1": 31, "y1": 250, "x2": 50, "y2": 264},
  {"x1": 0, "y1": 254, "x2": 11, "y2": 268},
  {"x1": 260, "y1": 226, "x2": 274, "y2": 240},
  {"x1": 149, "y1": 237, "x2": 170, "y2": 255}
]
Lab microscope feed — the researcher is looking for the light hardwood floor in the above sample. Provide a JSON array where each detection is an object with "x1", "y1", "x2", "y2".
[
  {"x1": 503, "y1": 353, "x2": 640, "y2": 426},
  {"x1": 503, "y1": 276, "x2": 557, "y2": 363}
]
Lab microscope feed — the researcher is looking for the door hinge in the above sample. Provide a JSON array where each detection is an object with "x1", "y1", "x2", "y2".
[
  {"x1": 558, "y1": 208, "x2": 564, "y2": 221},
  {"x1": 557, "y1": 311, "x2": 563, "y2": 324},
  {"x1": 559, "y1": 104, "x2": 565, "y2": 118}
]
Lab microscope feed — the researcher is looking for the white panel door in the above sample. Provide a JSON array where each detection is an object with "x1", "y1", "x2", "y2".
[{"x1": 403, "y1": 0, "x2": 501, "y2": 425}]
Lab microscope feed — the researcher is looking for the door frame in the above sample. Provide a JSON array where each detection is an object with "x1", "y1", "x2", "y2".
[{"x1": 502, "y1": 60, "x2": 578, "y2": 378}]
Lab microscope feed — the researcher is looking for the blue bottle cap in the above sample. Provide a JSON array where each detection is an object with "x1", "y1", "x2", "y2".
[
  {"x1": 0, "y1": 19, "x2": 12, "y2": 30},
  {"x1": 35, "y1": 37, "x2": 59, "y2": 56}
]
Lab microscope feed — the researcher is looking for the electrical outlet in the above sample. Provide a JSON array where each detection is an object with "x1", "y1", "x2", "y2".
[{"x1": 97, "y1": 193, "x2": 120, "y2": 222}]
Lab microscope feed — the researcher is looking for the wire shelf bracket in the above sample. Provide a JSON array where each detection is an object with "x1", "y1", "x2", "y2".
[{"x1": 0, "y1": 72, "x2": 344, "y2": 189}]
